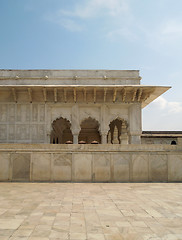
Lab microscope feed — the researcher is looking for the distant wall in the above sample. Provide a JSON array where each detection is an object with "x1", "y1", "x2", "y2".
[
  {"x1": 141, "y1": 137, "x2": 178, "y2": 145},
  {"x1": 0, "y1": 144, "x2": 182, "y2": 182}
]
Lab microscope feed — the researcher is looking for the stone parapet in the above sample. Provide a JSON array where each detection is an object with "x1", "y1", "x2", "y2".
[
  {"x1": 0, "y1": 143, "x2": 181, "y2": 151},
  {"x1": 0, "y1": 144, "x2": 182, "y2": 182}
]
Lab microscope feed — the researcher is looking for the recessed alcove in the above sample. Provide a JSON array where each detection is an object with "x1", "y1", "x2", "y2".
[
  {"x1": 78, "y1": 117, "x2": 101, "y2": 144},
  {"x1": 50, "y1": 117, "x2": 73, "y2": 144}
]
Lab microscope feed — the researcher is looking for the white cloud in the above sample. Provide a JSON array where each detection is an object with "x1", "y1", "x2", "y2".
[
  {"x1": 146, "y1": 19, "x2": 182, "y2": 51},
  {"x1": 59, "y1": 0, "x2": 129, "y2": 19},
  {"x1": 57, "y1": 18, "x2": 83, "y2": 32},
  {"x1": 153, "y1": 96, "x2": 167, "y2": 110},
  {"x1": 107, "y1": 27, "x2": 138, "y2": 42},
  {"x1": 46, "y1": 0, "x2": 130, "y2": 32},
  {"x1": 162, "y1": 20, "x2": 182, "y2": 37},
  {"x1": 152, "y1": 96, "x2": 182, "y2": 114},
  {"x1": 45, "y1": 13, "x2": 84, "y2": 32},
  {"x1": 143, "y1": 96, "x2": 182, "y2": 130}
]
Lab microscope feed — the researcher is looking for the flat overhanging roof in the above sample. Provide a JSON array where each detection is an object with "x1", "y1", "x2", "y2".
[{"x1": 0, "y1": 85, "x2": 170, "y2": 108}]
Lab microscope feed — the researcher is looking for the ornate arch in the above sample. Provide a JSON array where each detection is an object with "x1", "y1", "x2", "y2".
[
  {"x1": 107, "y1": 117, "x2": 129, "y2": 144},
  {"x1": 78, "y1": 117, "x2": 101, "y2": 144},
  {"x1": 50, "y1": 117, "x2": 73, "y2": 144},
  {"x1": 106, "y1": 115, "x2": 128, "y2": 134},
  {"x1": 79, "y1": 109, "x2": 101, "y2": 131}
]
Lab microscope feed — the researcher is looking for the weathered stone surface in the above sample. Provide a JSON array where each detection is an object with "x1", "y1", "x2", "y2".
[
  {"x1": 132, "y1": 154, "x2": 148, "y2": 182},
  {"x1": 112, "y1": 153, "x2": 130, "y2": 182},
  {"x1": 52, "y1": 153, "x2": 72, "y2": 181},
  {"x1": 93, "y1": 154, "x2": 110, "y2": 182},
  {"x1": 0, "y1": 145, "x2": 182, "y2": 182},
  {"x1": 32, "y1": 153, "x2": 51, "y2": 181},
  {"x1": 12, "y1": 153, "x2": 30, "y2": 181},
  {"x1": 168, "y1": 154, "x2": 182, "y2": 182},
  {"x1": 72, "y1": 154, "x2": 92, "y2": 182},
  {"x1": 0, "y1": 153, "x2": 10, "y2": 180},
  {"x1": 1, "y1": 182, "x2": 182, "y2": 239},
  {"x1": 149, "y1": 154, "x2": 168, "y2": 182}
]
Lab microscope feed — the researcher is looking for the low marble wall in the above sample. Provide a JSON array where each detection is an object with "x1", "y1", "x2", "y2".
[{"x1": 0, "y1": 144, "x2": 182, "y2": 182}]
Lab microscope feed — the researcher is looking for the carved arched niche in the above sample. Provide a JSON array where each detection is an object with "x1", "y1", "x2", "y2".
[
  {"x1": 107, "y1": 118, "x2": 129, "y2": 144},
  {"x1": 50, "y1": 117, "x2": 73, "y2": 144},
  {"x1": 78, "y1": 117, "x2": 101, "y2": 144}
]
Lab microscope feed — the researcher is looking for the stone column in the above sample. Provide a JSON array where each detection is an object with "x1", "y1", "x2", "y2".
[
  {"x1": 101, "y1": 132, "x2": 107, "y2": 144},
  {"x1": 120, "y1": 122, "x2": 129, "y2": 144},
  {"x1": 73, "y1": 134, "x2": 79, "y2": 144},
  {"x1": 100, "y1": 105, "x2": 109, "y2": 144},
  {"x1": 129, "y1": 103, "x2": 142, "y2": 144},
  {"x1": 71, "y1": 105, "x2": 80, "y2": 144},
  {"x1": 45, "y1": 105, "x2": 52, "y2": 143}
]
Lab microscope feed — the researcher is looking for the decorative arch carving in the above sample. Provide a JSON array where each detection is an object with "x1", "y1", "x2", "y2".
[
  {"x1": 50, "y1": 117, "x2": 73, "y2": 144},
  {"x1": 51, "y1": 107, "x2": 72, "y2": 124},
  {"x1": 107, "y1": 117, "x2": 129, "y2": 144},
  {"x1": 78, "y1": 117, "x2": 101, "y2": 144},
  {"x1": 79, "y1": 108, "x2": 100, "y2": 131},
  {"x1": 106, "y1": 115, "x2": 128, "y2": 134}
]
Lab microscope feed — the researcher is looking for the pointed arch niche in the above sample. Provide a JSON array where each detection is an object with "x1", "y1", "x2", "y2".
[
  {"x1": 78, "y1": 117, "x2": 101, "y2": 144},
  {"x1": 107, "y1": 118, "x2": 129, "y2": 144},
  {"x1": 50, "y1": 117, "x2": 73, "y2": 144}
]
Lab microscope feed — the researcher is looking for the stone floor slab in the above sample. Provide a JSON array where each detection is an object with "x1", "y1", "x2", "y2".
[{"x1": 0, "y1": 183, "x2": 182, "y2": 239}]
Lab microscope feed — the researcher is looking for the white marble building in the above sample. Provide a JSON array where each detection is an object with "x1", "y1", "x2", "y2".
[
  {"x1": 0, "y1": 69, "x2": 170, "y2": 145},
  {"x1": 1, "y1": 70, "x2": 182, "y2": 183}
]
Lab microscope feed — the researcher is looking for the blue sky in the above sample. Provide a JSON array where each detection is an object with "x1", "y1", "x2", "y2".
[{"x1": 0, "y1": 0, "x2": 182, "y2": 130}]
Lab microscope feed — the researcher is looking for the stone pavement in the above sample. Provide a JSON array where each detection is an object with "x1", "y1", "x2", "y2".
[{"x1": 0, "y1": 183, "x2": 182, "y2": 240}]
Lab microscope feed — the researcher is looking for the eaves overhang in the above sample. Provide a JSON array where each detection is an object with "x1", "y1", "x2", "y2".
[{"x1": 0, "y1": 85, "x2": 171, "y2": 107}]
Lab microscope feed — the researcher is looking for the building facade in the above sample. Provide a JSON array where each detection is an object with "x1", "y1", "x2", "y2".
[
  {"x1": 1, "y1": 69, "x2": 182, "y2": 183},
  {"x1": 0, "y1": 69, "x2": 170, "y2": 145}
]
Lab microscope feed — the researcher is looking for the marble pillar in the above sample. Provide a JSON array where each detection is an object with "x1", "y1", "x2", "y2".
[
  {"x1": 101, "y1": 132, "x2": 107, "y2": 144},
  {"x1": 129, "y1": 103, "x2": 142, "y2": 144}
]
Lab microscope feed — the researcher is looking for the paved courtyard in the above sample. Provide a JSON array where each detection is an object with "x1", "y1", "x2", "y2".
[{"x1": 0, "y1": 183, "x2": 182, "y2": 240}]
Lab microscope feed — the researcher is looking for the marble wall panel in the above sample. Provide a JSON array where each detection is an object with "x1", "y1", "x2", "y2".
[
  {"x1": 8, "y1": 104, "x2": 15, "y2": 122},
  {"x1": 31, "y1": 125, "x2": 38, "y2": 140},
  {"x1": 132, "y1": 154, "x2": 149, "y2": 182},
  {"x1": 0, "y1": 105, "x2": 7, "y2": 122},
  {"x1": 9, "y1": 125, "x2": 15, "y2": 140},
  {"x1": 149, "y1": 154, "x2": 168, "y2": 182},
  {"x1": 0, "y1": 125, "x2": 7, "y2": 140},
  {"x1": 32, "y1": 153, "x2": 51, "y2": 181},
  {"x1": 16, "y1": 104, "x2": 21, "y2": 122},
  {"x1": 168, "y1": 154, "x2": 182, "y2": 182},
  {"x1": 39, "y1": 105, "x2": 45, "y2": 122},
  {"x1": 93, "y1": 154, "x2": 110, "y2": 182},
  {"x1": 32, "y1": 104, "x2": 38, "y2": 122},
  {"x1": 16, "y1": 104, "x2": 30, "y2": 122},
  {"x1": 24, "y1": 105, "x2": 30, "y2": 122},
  {"x1": 0, "y1": 153, "x2": 10, "y2": 180},
  {"x1": 109, "y1": 106, "x2": 128, "y2": 117},
  {"x1": 16, "y1": 125, "x2": 30, "y2": 140},
  {"x1": 38, "y1": 125, "x2": 45, "y2": 141},
  {"x1": 0, "y1": 103, "x2": 46, "y2": 143},
  {"x1": 72, "y1": 154, "x2": 92, "y2": 182},
  {"x1": 12, "y1": 153, "x2": 30, "y2": 181},
  {"x1": 112, "y1": 153, "x2": 130, "y2": 182},
  {"x1": 31, "y1": 124, "x2": 45, "y2": 141},
  {"x1": 53, "y1": 154, "x2": 72, "y2": 181}
]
